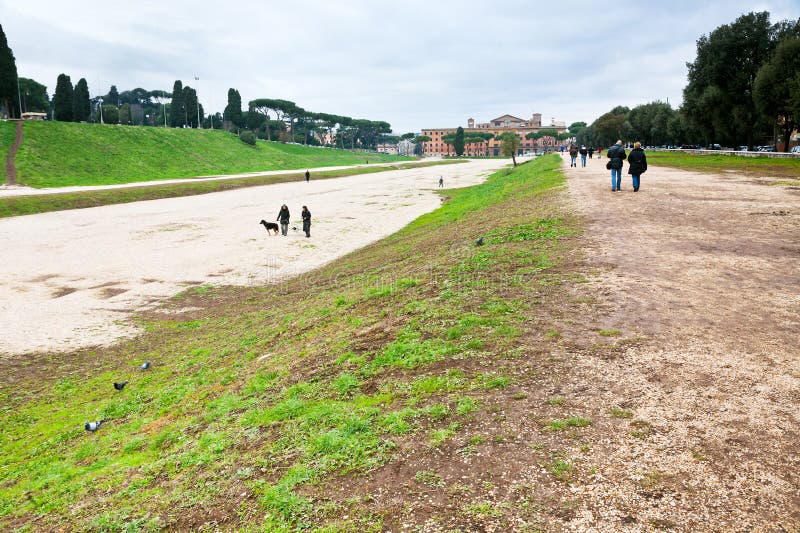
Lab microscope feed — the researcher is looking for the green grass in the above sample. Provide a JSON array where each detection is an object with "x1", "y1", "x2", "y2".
[
  {"x1": 0, "y1": 120, "x2": 16, "y2": 182},
  {"x1": 648, "y1": 150, "x2": 800, "y2": 179},
  {"x1": 11, "y1": 121, "x2": 413, "y2": 188},
  {"x1": 0, "y1": 154, "x2": 575, "y2": 530},
  {"x1": 0, "y1": 160, "x2": 459, "y2": 219}
]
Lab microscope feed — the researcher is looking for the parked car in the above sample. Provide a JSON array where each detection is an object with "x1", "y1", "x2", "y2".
[
  {"x1": 791, "y1": 146, "x2": 800, "y2": 153},
  {"x1": 759, "y1": 145, "x2": 777, "y2": 152},
  {"x1": 707, "y1": 143, "x2": 722, "y2": 150},
  {"x1": 737, "y1": 146, "x2": 748, "y2": 151},
  {"x1": 679, "y1": 144, "x2": 695, "y2": 149}
]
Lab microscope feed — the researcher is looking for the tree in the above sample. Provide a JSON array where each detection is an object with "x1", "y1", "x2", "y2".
[
  {"x1": 568, "y1": 121, "x2": 587, "y2": 136},
  {"x1": 53, "y1": 74, "x2": 74, "y2": 121},
  {"x1": 414, "y1": 135, "x2": 431, "y2": 155},
  {"x1": 627, "y1": 101, "x2": 675, "y2": 146},
  {"x1": 72, "y1": 78, "x2": 90, "y2": 122},
  {"x1": 453, "y1": 126, "x2": 465, "y2": 156},
  {"x1": 169, "y1": 80, "x2": 185, "y2": 127},
  {"x1": 223, "y1": 88, "x2": 243, "y2": 130},
  {"x1": 755, "y1": 38, "x2": 800, "y2": 151},
  {"x1": 498, "y1": 132, "x2": 521, "y2": 166},
  {"x1": 105, "y1": 85, "x2": 120, "y2": 106},
  {"x1": 589, "y1": 106, "x2": 630, "y2": 146},
  {"x1": 400, "y1": 132, "x2": 415, "y2": 140},
  {"x1": 18, "y1": 78, "x2": 48, "y2": 113},
  {"x1": 183, "y1": 85, "x2": 199, "y2": 128},
  {"x1": 101, "y1": 104, "x2": 119, "y2": 124},
  {"x1": 682, "y1": 12, "x2": 799, "y2": 147},
  {"x1": 0, "y1": 24, "x2": 19, "y2": 118}
]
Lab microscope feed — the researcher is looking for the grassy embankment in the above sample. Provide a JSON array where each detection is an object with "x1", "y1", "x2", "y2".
[
  {"x1": 0, "y1": 155, "x2": 605, "y2": 531},
  {"x1": 648, "y1": 151, "x2": 800, "y2": 182},
  {"x1": 0, "y1": 160, "x2": 461, "y2": 219},
  {"x1": 0, "y1": 120, "x2": 412, "y2": 188}
]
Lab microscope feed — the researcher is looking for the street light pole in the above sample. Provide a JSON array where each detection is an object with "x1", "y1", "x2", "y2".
[
  {"x1": 16, "y1": 76, "x2": 22, "y2": 118},
  {"x1": 194, "y1": 76, "x2": 200, "y2": 128},
  {"x1": 99, "y1": 97, "x2": 104, "y2": 124}
]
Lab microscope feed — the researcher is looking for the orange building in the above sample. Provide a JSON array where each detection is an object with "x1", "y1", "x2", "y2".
[{"x1": 421, "y1": 112, "x2": 568, "y2": 156}]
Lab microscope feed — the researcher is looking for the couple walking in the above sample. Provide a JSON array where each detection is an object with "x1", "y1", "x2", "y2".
[
  {"x1": 606, "y1": 140, "x2": 647, "y2": 192},
  {"x1": 276, "y1": 204, "x2": 312, "y2": 237}
]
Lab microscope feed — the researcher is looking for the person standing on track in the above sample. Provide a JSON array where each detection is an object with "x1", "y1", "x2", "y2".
[
  {"x1": 607, "y1": 140, "x2": 627, "y2": 192},
  {"x1": 301, "y1": 206, "x2": 311, "y2": 238},
  {"x1": 277, "y1": 204, "x2": 290, "y2": 236}
]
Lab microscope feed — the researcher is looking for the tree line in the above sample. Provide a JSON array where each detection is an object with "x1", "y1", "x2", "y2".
[{"x1": 574, "y1": 12, "x2": 800, "y2": 152}]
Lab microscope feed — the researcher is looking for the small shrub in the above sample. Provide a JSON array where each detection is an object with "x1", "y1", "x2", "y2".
[{"x1": 239, "y1": 130, "x2": 257, "y2": 145}]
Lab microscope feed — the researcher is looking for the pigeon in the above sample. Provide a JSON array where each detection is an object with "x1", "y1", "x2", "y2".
[
  {"x1": 292, "y1": 226, "x2": 298, "y2": 231},
  {"x1": 85, "y1": 419, "x2": 106, "y2": 432},
  {"x1": 475, "y1": 237, "x2": 484, "y2": 246},
  {"x1": 140, "y1": 360, "x2": 151, "y2": 370},
  {"x1": 113, "y1": 380, "x2": 128, "y2": 391}
]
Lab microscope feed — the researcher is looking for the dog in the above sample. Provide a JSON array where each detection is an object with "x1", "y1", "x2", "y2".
[{"x1": 259, "y1": 219, "x2": 280, "y2": 235}]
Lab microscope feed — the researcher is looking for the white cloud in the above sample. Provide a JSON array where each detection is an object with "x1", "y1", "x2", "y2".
[{"x1": 2, "y1": 0, "x2": 798, "y2": 133}]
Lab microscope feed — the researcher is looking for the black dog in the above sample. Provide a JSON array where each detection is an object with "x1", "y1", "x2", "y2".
[{"x1": 260, "y1": 219, "x2": 280, "y2": 235}]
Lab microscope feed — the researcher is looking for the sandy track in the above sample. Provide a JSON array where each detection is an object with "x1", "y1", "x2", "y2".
[
  {"x1": 563, "y1": 154, "x2": 800, "y2": 530},
  {"x1": 0, "y1": 159, "x2": 509, "y2": 355}
]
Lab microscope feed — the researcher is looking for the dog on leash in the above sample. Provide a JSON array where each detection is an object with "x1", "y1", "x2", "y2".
[{"x1": 259, "y1": 219, "x2": 280, "y2": 235}]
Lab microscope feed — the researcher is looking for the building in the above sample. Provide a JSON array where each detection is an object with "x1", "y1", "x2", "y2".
[{"x1": 421, "y1": 112, "x2": 568, "y2": 156}]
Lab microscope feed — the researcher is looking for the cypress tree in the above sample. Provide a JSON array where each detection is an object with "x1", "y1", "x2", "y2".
[
  {"x1": 454, "y1": 126, "x2": 465, "y2": 156},
  {"x1": 183, "y1": 85, "x2": 198, "y2": 128},
  {"x1": 0, "y1": 24, "x2": 19, "y2": 119},
  {"x1": 105, "y1": 85, "x2": 119, "y2": 106},
  {"x1": 53, "y1": 74, "x2": 74, "y2": 121},
  {"x1": 72, "y1": 78, "x2": 91, "y2": 122},
  {"x1": 223, "y1": 88, "x2": 243, "y2": 129},
  {"x1": 169, "y1": 80, "x2": 184, "y2": 127}
]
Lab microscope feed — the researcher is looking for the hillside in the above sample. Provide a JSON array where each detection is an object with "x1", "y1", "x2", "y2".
[{"x1": 0, "y1": 121, "x2": 412, "y2": 188}]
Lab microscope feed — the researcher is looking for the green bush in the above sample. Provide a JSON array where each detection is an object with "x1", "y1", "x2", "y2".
[{"x1": 239, "y1": 130, "x2": 257, "y2": 145}]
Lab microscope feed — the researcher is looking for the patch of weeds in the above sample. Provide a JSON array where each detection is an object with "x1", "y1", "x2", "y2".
[
  {"x1": 544, "y1": 329, "x2": 561, "y2": 339},
  {"x1": 547, "y1": 396, "x2": 566, "y2": 406},
  {"x1": 598, "y1": 328, "x2": 622, "y2": 337},
  {"x1": 415, "y1": 469, "x2": 445, "y2": 487},
  {"x1": 550, "y1": 460, "x2": 575, "y2": 481},
  {"x1": 545, "y1": 417, "x2": 591, "y2": 431},
  {"x1": 690, "y1": 448, "x2": 708, "y2": 462},
  {"x1": 332, "y1": 373, "x2": 361, "y2": 398},
  {"x1": 630, "y1": 419, "x2": 652, "y2": 439},
  {"x1": 474, "y1": 373, "x2": 511, "y2": 390},
  {"x1": 511, "y1": 392, "x2": 528, "y2": 400},
  {"x1": 379, "y1": 408, "x2": 416, "y2": 435},
  {"x1": 411, "y1": 370, "x2": 466, "y2": 396},
  {"x1": 455, "y1": 396, "x2": 478, "y2": 415},
  {"x1": 429, "y1": 422, "x2": 460, "y2": 447},
  {"x1": 424, "y1": 404, "x2": 450, "y2": 420},
  {"x1": 461, "y1": 501, "x2": 505, "y2": 519},
  {"x1": 484, "y1": 218, "x2": 570, "y2": 244},
  {"x1": 610, "y1": 407, "x2": 633, "y2": 418}
]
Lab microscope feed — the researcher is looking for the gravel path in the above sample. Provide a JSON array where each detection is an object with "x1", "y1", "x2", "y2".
[
  {"x1": 563, "y1": 153, "x2": 800, "y2": 530},
  {"x1": 0, "y1": 159, "x2": 509, "y2": 354}
]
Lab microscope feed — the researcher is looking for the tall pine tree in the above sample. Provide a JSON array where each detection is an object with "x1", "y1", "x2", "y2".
[
  {"x1": 223, "y1": 88, "x2": 243, "y2": 129},
  {"x1": 105, "y1": 85, "x2": 119, "y2": 106},
  {"x1": 183, "y1": 85, "x2": 198, "y2": 128},
  {"x1": 0, "y1": 24, "x2": 19, "y2": 119},
  {"x1": 169, "y1": 80, "x2": 185, "y2": 127},
  {"x1": 53, "y1": 74, "x2": 74, "y2": 121},
  {"x1": 72, "y1": 78, "x2": 90, "y2": 122}
]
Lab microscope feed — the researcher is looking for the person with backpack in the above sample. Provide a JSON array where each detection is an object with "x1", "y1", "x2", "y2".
[
  {"x1": 607, "y1": 140, "x2": 627, "y2": 191},
  {"x1": 579, "y1": 145, "x2": 588, "y2": 167},
  {"x1": 568, "y1": 144, "x2": 578, "y2": 167},
  {"x1": 627, "y1": 142, "x2": 647, "y2": 192}
]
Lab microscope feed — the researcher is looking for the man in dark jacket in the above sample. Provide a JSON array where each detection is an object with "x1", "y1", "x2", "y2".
[
  {"x1": 627, "y1": 142, "x2": 647, "y2": 192},
  {"x1": 607, "y1": 140, "x2": 627, "y2": 191},
  {"x1": 579, "y1": 145, "x2": 588, "y2": 167},
  {"x1": 568, "y1": 144, "x2": 578, "y2": 167},
  {"x1": 277, "y1": 204, "x2": 290, "y2": 236}
]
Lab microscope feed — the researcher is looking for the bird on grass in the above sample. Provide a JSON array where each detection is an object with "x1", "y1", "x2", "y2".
[
  {"x1": 475, "y1": 236, "x2": 484, "y2": 246},
  {"x1": 113, "y1": 381, "x2": 128, "y2": 391},
  {"x1": 140, "y1": 360, "x2": 151, "y2": 370},
  {"x1": 85, "y1": 419, "x2": 106, "y2": 432}
]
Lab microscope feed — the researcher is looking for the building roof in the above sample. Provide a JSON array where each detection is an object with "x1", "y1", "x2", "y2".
[{"x1": 489, "y1": 114, "x2": 527, "y2": 123}]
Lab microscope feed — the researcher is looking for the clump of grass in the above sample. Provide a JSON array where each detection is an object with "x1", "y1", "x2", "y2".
[
  {"x1": 547, "y1": 396, "x2": 566, "y2": 406},
  {"x1": 610, "y1": 407, "x2": 633, "y2": 418},
  {"x1": 414, "y1": 469, "x2": 445, "y2": 487},
  {"x1": 545, "y1": 417, "x2": 592, "y2": 431},
  {"x1": 598, "y1": 328, "x2": 622, "y2": 337},
  {"x1": 550, "y1": 460, "x2": 575, "y2": 481}
]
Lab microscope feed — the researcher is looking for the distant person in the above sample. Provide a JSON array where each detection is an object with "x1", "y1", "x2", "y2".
[
  {"x1": 568, "y1": 144, "x2": 578, "y2": 167},
  {"x1": 305, "y1": 169, "x2": 310, "y2": 182},
  {"x1": 301, "y1": 205, "x2": 311, "y2": 238},
  {"x1": 607, "y1": 140, "x2": 627, "y2": 191},
  {"x1": 597, "y1": 146, "x2": 603, "y2": 159},
  {"x1": 438, "y1": 176, "x2": 444, "y2": 187},
  {"x1": 277, "y1": 204, "x2": 290, "y2": 236},
  {"x1": 627, "y1": 141, "x2": 647, "y2": 192},
  {"x1": 560, "y1": 145, "x2": 565, "y2": 153},
  {"x1": 579, "y1": 145, "x2": 588, "y2": 167},
  {"x1": 588, "y1": 147, "x2": 595, "y2": 159}
]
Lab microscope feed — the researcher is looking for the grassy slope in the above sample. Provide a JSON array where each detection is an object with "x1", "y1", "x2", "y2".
[
  {"x1": 12, "y1": 121, "x2": 412, "y2": 188},
  {"x1": 648, "y1": 151, "x2": 800, "y2": 179},
  {"x1": 0, "y1": 155, "x2": 599, "y2": 531},
  {"x1": 0, "y1": 120, "x2": 16, "y2": 182}
]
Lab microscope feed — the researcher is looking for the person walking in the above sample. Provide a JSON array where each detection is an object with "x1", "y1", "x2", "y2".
[
  {"x1": 568, "y1": 144, "x2": 578, "y2": 167},
  {"x1": 588, "y1": 146, "x2": 595, "y2": 159},
  {"x1": 276, "y1": 204, "x2": 290, "y2": 236},
  {"x1": 305, "y1": 169, "x2": 310, "y2": 183},
  {"x1": 301, "y1": 206, "x2": 311, "y2": 238},
  {"x1": 438, "y1": 176, "x2": 444, "y2": 187},
  {"x1": 597, "y1": 146, "x2": 602, "y2": 159},
  {"x1": 627, "y1": 141, "x2": 647, "y2": 192},
  {"x1": 579, "y1": 145, "x2": 588, "y2": 167},
  {"x1": 607, "y1": 140, "x2": 627, "y2": 191}
]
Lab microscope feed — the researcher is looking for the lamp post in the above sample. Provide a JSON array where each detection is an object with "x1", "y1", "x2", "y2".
[
  {"x1": 194, "y1": 76, "x2": 200, "y2": 129},
  {"x1": 98, "y1": 97, "x2": 104, "y2": 124},
  {"x1": 16, "y1": 76, "x2": 22, "y2": 118}
]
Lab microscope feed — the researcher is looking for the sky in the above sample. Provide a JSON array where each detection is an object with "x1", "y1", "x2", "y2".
[{"x1": 2, "y1": 0, "x2": 799, "y2": 134}]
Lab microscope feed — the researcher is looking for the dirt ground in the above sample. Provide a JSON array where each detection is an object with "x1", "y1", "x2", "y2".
[
  {"x1": 560, "y1": 153, "x2": 800, "y2": 530},
  {"x1": 0, "y1": 159, "x2": 508, "y2": 355}
]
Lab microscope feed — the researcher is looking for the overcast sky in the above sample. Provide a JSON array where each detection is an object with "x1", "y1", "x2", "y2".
[{"x1": 3, "y1": 0, "x2": 799, "y2": 133}]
